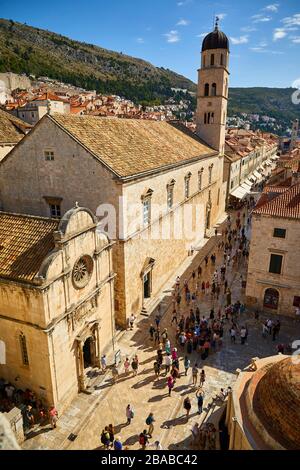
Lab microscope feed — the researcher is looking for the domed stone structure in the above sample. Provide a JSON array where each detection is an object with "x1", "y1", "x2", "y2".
[
  {"x1": 226, "y1": 355, "x2": 300, "y2": 450},
  {"x1": 253, "y1": 357, "x2": 300, "y2": 450},
  {"x1": 202, "y1": 26, "x2": 229, "y2": 52}
]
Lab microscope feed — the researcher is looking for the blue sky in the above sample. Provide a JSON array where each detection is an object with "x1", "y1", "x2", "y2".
[{"x1": 1, "y1": 0, "x2": 300, "y2": 88}]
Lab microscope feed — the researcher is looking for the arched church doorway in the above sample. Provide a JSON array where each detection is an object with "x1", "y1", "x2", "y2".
[
  {"x1": 263, "y1": 288, "x2": 279, "y2": 310},
  {"x1": 83, "y1": 337, "x2": 93, "y2": 368}
]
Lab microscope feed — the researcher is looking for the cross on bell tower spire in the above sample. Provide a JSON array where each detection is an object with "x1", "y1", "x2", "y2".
[{"x1": 215, "y1": 16, "x2": 220, "y2": 30}]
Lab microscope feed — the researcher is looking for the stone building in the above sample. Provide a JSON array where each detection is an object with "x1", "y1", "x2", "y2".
[
  {"x1": 226, "y1": 355, "x2": 300, "y2": 450},
  {"x1": 0, "y1": 25, "x2": 229, "y2": 328},
  {"x1": 13, "y1": 92, "x2": 70, "y2": 125},
  {"x1": 0, "y1": 206, "x2": 115, "y2": 412},
  {"x1": 0, "y1": 109, "x2": 31, "y2": 161},
  {"x1": 246, "y1": 171, "x2": 300, "y2": 316}
]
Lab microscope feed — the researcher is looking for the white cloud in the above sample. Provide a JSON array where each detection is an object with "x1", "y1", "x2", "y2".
[
  {"x1": 196, "y1": 32, "x2": 209, "y2": 38},
  {"x1": 177, "y1": 19, "x2": 190, "y2": 26},
  {"x1": 241, "y1": 26, "x2": 257, "y2": 32},
  {"x1": 136, "y1": 38, "x2": 144, "y2": 44},
  {"x1": 292, "y1": 36, "x2": 300, "y2": 43},
  {"x1": 250, "y1": 47, "x2": 283, "y2": 54},
  {"x1": 264, "y1": 4, "x2": 280, "y2": 13},
  {"x1": 259, "y1": 41, "x2": 268, "y2": 47},
  {"x1": 230, "y1": 35, "x2": 249, "y2": 45},
  {"x1": 273, "y1": 28, "x2": 287, "y2": 40},
  {"x1": 252, "y1": 14, "x2": 272, "y2": 23},
  {"x1": 281, "y1": 13, "x2": 300, "y2": 28},
  {"x1": 177, "y1": 0, "x2": 192, "y2": 6},
  {"x1": 250, "y1": 47, "x2": 268, "y2": 52},
  {"x1": 164, "y1": 30, "x2": 180, "y2": 43}
]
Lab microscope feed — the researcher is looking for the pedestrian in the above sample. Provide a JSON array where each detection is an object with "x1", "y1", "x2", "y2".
[
  {"x1": 205, "y1": 255, "x2": 209, "y2": 267},
  {"x1": 192, "y1": 270, "x2": 196, "y2": 282},
  {"x1": 112, "y1": 363, "x2": 119, "y2": 383},
  {"x1": 153, "y1": 361, "x2": 160, "y2": 379},
  {"x1": 101, "y1": 427, "x2": 111, "y2": 449},
  {"x1": 146, "y1": 413, "x2": 155, "y2": 438},
  {"x1": 198, "y1": 265, "x2": 202, "y2": 278},
  {"x1": 201, "y1": 281, "x2": 205, "y2": 295},
  {"x1": 113, "y1": 437, "x2": 123, "y2": 450},
  {"x1": 139, "y1": 430, "x2": 149, "y2": 450},
  {"x1": 262, "y1": 322, "x2": 268, "y2": 338},
  {"x1": 149, "y1": 324, "x2": 156, "y2": 340},
  {"x1": 183, "y1": 396, "x2": 192, "y2": 418},
  {"x1": 205, "y1": 281, "x2": 210, "y2": 294},
  {"x1": 129, "y1": 314, "x2": 136, "y2": 330},
  {"x1": 150, "y1": 440, "x2": 163, "y2": 450},
  {"x1": 171, "y1": 308, "x2": 178, "y2": 325},
  {"x1": 184, "y1": 356, "x2": 191, "y2": 376},
  {"x1": 240, "y1": 326, "x2": 247, "y2": 345},
  {"x1": 100, "y1": 354, "x2": 107, "y2": 372},
  {"x1": 192, "y1": 364, "x2": 198, "y2": 385},
  {"x1": 230, "y1": 326, "x2": 236, "y2": 343},
  {"x1": 161, "y1": 328, "x2": 168, "y2": 345},
  {"x1": 49, "y1": 405, "x2": 58, "y2": 429},
  {"x1": 124, "y1": 357, "x2": 130, "y2": 374},
  {"x1": 126, "y1": 404, "x2": 134, "y2": 425},
  {"x1": 154, "y1": 327, "x2": 160, "y2": 345},
  {"x1": 131, "y1": 357, "x2": 138, "y2": 376},
  {"x1": 25, "y1": 405, "x2": 35, "y2": 428},
  {"x1": 200, "y1": 369, "x2": 206, "y2": 387},
  {"x1": 167, "y1": 375, "x2": 175, "y2": 396},
  {"x1": 175, "y1": 276, "x2": 180, "y2": 289},
  {"x1": 196, "y1": 389, "x2": 204, "y2": 414},
  {"x1": 108, "y1": 423, "x2": 115, "y2": 448},
  {"x1": 215, "y1": 228, "x2": 218, "y2": 237}
]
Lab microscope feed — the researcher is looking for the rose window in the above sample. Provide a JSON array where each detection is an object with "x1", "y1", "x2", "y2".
[{"x1": 72, "y1": 255, "x2": 93, "y2": 289}]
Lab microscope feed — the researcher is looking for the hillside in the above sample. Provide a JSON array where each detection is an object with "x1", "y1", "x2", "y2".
[
  {"x1": 228, "y1": 87, "x2": 300, "y2": 123},
  {"x1": 0, "y1": 18, "x2": 196, "y2": 105}
]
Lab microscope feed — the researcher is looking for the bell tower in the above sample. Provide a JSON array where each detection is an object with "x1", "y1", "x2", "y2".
[{"x1": 196, "y1": 19, "x2": 230, "y2": 155}]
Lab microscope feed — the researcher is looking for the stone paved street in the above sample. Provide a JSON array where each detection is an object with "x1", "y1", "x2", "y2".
[{"x1": 22, "y1": 209, "x2": 300, "y2": 450}]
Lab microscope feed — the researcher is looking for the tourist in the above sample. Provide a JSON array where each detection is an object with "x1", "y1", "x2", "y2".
[
  {"x1": 184, "y1": 356, "x2": 191, "y2": 376},
  {"x1": 113, "y1": 437, "x2": 123, "y2": 451},
  {"x1": 272, "y1": 320, "x2": 281, "y2": 341},
  {"x1": 108, "y1": 423, "x2": 115, "y2": 448},
  {"x1": 200, "y1": 369, "x2": 206, "y2": 387},
  {"x1": 175, "y1": 276, "x2": 180, "y2": 289},
  {"x1": 112, "y1": 364, "x2": 119, "y2": 383},
  {"x1": 146, "y1": 412, "x2": 155, "y2": 438},
  {"x1": 126, "y1": 404, "x2": 134, "y2": 425},
  {"x1": 154, "y1": 327, "x2": 160, "y2": 345},
  {"x1": 129, "y1": 314, "x2": 136, "y2": 330},
  {"x1": 197, "y1": 266, "x2": 202, "y2": 278},
  {"x1": 139, "y1": 430, "x2": 149, "y2": 450},
  {"x1": 267, "y1": 318, "x2": 273, "y2": 335},
  {"x1": 196, "y1": 389, "x2": 204, "y2": 414},
  {"x1": 172, "y1": 348, "x2": 178, "y2": 361},
  {"x1": 130, "y1": 357, "x2": 138, "y2": 376},
  {"x1": 240, "y1": 326, "x2": 247, "y2": 345},
  {"x1": 153, "y1": 361, "x2": 161, "y2": 379},
  {"x1": 101, "y1": 354, "x2": 107, "y2": 372},
  {"x1": 262, "y1": 322, "x2": 268, "y2": 338},
  {"x1": 49, "y1": 405, "x2": 58, "y2": 429},
  {"x1": 161, "y1": 328, "x2": 168, "y2": 345},
  {"x1": 149, "y1": 324, "x2": 156, "y2": 340},
  {"x1": 201, "y1": 281, "x2": 205, "y2": 295},
  {"x1": 150, "y1": 440, "x2": 163, "y2": 450},
  {"x1": 192, "y1": 364, "x2": 199, "y2": 385},
  {"x1": 101, "y1": 427, "x2": 111, "y2": 450},
  {"x1": 191, "y1": 423, "x2": 199, "y2": 443},
  {"x1": 165, "y1": 354, "x2": 172, "y2": 375},
  {"x1": 24, "y1": 404, "x2": 35, "y2": 428},
  {"x1": 230, "y1": 326, "x2": 236, "y2": 343},
  {"x1": 205, "y1": 255, "x2": 209, "y2": 267},
  {"x1": 167, "y1": 375, "x2": 175, "y2": 397},
  {"x1": 183, "y1": 397, "x2": 192, "y2": 418},
  {"x1": 124, "y1": 357, "x2": 130, "y2": 374},
  {"x1": 171, "y1": 308, "x2": 178, "y2": 325},
  {"x1": 192, "y1": 270, "x2": 196, "y2": 282}
]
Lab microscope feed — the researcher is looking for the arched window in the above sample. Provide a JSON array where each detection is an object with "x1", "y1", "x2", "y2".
[
  {"x1": 220, "y1": 54, "x2": 224, "y2": 66},
  {"x1": 264, "y1": 288, "x2": 279, "y2": 310},
  {"x1": 207, "y1": 112, "x2": 211, "y2": 124},
  {"x1": 203, "y1": 55, "x2": 206, "y2": 67},
  {"x1": 204, "y1": 83, "x2": 209, "y2": 97},
  {"x1": 211, "y1": 83, "x2": 217, "y2": 96},
  {"x1": 19, "y1": 333, "x2": 29, "y2": 366},
  {"x1": 211, "y1": 54, "x2": 215, "y2": 66},
  {"x1": 184, "y1": 173, "x2": 192, "y2": 199},
  {"x1": 167, "y1": 179, "x2": 175, "y2": 209}
]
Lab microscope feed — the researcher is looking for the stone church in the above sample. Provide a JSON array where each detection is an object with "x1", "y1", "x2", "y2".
[
  {"x1": 0, "y1": 24, "x2": 230, "y2": 328},
  {"x1": 0, "y1": 206, "x2": 115, "y2": 412}
]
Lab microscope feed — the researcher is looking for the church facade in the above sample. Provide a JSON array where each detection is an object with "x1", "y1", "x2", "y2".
[
  {"x1": 0, "y1": 207, "x2": 115, "y2": 412},
  {"x1": 0, "y1": 25, "x2": 230, "y2": 328}
]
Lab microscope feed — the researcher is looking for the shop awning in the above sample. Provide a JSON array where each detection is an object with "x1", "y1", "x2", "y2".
[
  {"x1": 241, "y1": 182, "x2": 252, "y2": 192},
  {"x1": 253, "y1": 170, "x2": 262, "y2": 180},
  {"x1": 230, "y1": 186, "x2": 248, "y2": 200},
  {"x1": 244, "y1": 178, "x2": 254, "y2": 187}
]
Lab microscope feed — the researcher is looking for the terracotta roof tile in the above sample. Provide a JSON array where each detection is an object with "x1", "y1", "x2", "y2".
[
  {"x1": 253, "y1": 182, "x2": 300, "y2": 220},
  {"x1": 0, "y1": 109, "x2": 31, "y2": 144},
  {"x1": 0, "y1": 212, "x2": 59, "y2": 283},
  {"x1": 49, "y1": 114, "x2": 216, "y2": 178}
]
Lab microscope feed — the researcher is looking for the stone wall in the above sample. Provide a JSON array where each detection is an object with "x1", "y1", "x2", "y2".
[{"x1": 246, "y1": 214, "x2": 300, "y2": 317}]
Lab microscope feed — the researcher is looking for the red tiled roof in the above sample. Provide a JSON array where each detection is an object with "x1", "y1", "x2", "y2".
[
  {"x1": 253, "y1": 182, "x2": 300, "y2": 220},
  {"x1": 33, "y1": 92, "x2": 69, "y2": 103}
]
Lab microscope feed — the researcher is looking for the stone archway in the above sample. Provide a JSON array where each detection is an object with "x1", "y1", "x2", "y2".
[{"x1": 76, "y1": 322, "x2": 101, "y2": 392}]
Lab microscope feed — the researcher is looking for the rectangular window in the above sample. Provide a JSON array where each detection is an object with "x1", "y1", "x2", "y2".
[
  {"x1": 217, "y1": 188, "x2": 220, "y2": 206},
  {"x1": 269, "y1": 254, "x2": 283, "y2": 275},
  {"x1": 209, "y1": 166, "x2": 213, "y2": 184},
  {"x1": 185, "y1": 178, "x2": 190, "y2": 198},
  {"x1": 198, "y1": 171, "x2": 203, "y2": 191},
  {"x1": 50, "y1": 204, "x2": 61, "y2": 218},
  {"x1": 19, "y1": 334, "x2": 29, "y2": 366},
  {"x1": 167, "y1": 187, "x2": 173, "y2": 209},
  {"x1": 45, "y1": 150, "x2": 54, "y2": 161},
  {"x1": 143, "y1": 199, "x2": 151, "y2": 226},
  {"x1": 273, "y1": 228, "x2": 286, "y2": 239}
]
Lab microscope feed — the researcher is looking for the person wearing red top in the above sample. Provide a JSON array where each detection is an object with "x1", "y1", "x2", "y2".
[{"x1": 49, "y1": 406, "x2": 58, "y2": 429}]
